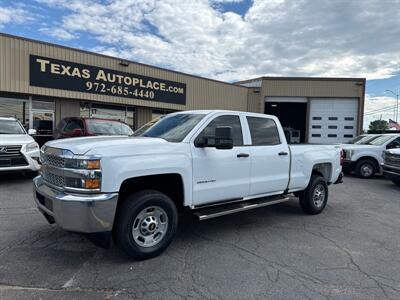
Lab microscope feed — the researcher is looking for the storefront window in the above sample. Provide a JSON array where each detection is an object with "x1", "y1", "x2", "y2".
[
  {"x1": 0, "y1": 98, "x2": 29, "y2": 129},
  {"x1": 80, "y1": 102, "x2": 136, "y2": 129}
]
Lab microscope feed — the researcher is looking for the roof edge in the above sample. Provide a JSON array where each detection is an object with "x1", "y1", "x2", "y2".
[{"x1": 0, "y1": 33, "x2": 248, "y2": 90}]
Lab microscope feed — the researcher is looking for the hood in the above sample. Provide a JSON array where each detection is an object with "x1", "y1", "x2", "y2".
[
  {"x1": 0, "y1": 134, "x2": 35, "y2": 145},
  {"x1": 341, "y1": 144, "x2": 380, "y2": 151},
  {"x1": 45, "y1": 136, "x2": 168, "y2": 155}
]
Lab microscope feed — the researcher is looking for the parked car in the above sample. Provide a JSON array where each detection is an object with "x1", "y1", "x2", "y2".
[
  {"x1": 383, "y1": 149, "x2": 400, "y2": 186},
  {"x1": 34, "y1": 110, "x2": 343, "y2": 260},
  {"x1": 0, "y1": 117, "x2": 40, "y2": 174},
  {"x1": 54, "y1": 117, "x2": 133, "y2": 139},
  {"x1": 342, "y1": 133, "x2": 400, "y2": 178}
]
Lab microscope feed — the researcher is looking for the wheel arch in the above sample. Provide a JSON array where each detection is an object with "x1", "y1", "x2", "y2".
[
  {"x1": 311, "y1": 163, "x2": 332, "y2": 183},
  {"x1": 355, "y1": 156, "x2": 379, "y2": 170},
  {"x1": 117, "y1": 173, "x2": 185, "y2": 214}
]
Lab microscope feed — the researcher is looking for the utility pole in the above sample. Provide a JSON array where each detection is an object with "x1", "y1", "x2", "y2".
[{"x1": 385, "y1": 89, "x2": 399, "y2": 122}]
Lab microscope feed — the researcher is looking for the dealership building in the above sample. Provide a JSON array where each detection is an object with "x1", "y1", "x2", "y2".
[{"x1": 0, "y1": 33, "x2": 365, "y2": 144}]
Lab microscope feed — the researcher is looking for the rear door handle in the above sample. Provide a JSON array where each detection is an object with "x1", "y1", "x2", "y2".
[
  {"x1": 278, "y1": 152, "x2": 288, "y2": 156},
  {"x1": 237, "y1": 153, "x2": 250, "y2": 158}
]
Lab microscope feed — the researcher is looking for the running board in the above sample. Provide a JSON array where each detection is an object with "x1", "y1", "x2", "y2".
[{"x1": 193, "y1": 196, "x2": 290, "y2": 221}]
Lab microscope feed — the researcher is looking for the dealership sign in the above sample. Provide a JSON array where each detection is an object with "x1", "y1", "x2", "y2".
[{"x1": 29, "y1": 55, "x2": 186, "y2": 105}]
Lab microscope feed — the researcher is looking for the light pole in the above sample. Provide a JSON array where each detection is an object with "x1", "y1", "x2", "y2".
[{"x1": 385, "y1": 89, "x2": 399, "y2": 123}]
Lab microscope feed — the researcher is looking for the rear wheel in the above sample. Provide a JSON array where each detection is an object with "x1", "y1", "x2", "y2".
[
  {"x1": 355, "y1": 159, "x2": 376, "y2": 178},
  {"x1": 114, "y1": 190, "x2": 178, "y2": 260},
  {"x1": 299, "y1": 175, "x2": 328, "y2": 215}
]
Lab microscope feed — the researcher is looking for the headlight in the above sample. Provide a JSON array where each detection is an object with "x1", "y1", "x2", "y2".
[
  {"x1": 65, "y1": 158, "x2": 101, "y2": 170},
  {"x1": 25, "y1": 142, "x2": 39, "y2": 153},
  {"x1": 345, "y1": 150, "x2": 354, "y2": 159}
]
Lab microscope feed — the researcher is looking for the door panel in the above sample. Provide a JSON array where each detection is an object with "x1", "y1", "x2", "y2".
[
  {"x1": 246, "y1": 116, "x2": 290, "y2": 196},
  {"x1": 191, "y1": 114, "x2": 251, "y2": 206},
  {"x1": 192, "y1": 146, "x2": 251, "y2": 205}
]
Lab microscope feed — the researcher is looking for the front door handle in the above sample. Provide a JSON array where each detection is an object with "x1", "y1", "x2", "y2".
[
  {"x1": 237, "y1": 153, "x2": 250, "y2": 158},
  {"x1": 278, "y1": 152, "x2": 288, "y2": 156}
]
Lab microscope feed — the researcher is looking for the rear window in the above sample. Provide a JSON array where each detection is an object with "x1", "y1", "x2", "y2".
[
  {"x1": 247, "y1": 117, "x2": 280, "y2": 146},
  {"x1": 86, "y1": 119, "x2": 133, "y2": 136}
]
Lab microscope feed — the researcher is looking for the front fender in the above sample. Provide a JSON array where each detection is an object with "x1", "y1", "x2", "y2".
[
  {"x1": 100, "y1": 153, "x2": 192, "y2": 206},
  {"x1": 351, "y1": 151, "x2": 382, "y2": 165}
]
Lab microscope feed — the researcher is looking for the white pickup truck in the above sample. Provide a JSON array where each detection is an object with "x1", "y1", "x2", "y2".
[
  {"x1": 342, "y1": 134, "x2": 400, "y2": 178},
  {"x1": 34, "y1": 110, "x2": 342, "y2": 260}
]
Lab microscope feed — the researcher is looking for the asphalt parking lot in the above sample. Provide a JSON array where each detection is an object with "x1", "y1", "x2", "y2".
[{"x1": 0, "y1": 174, "x2": 399, "y2": 300}]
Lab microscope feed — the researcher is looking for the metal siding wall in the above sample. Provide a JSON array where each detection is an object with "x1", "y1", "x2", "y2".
[
  {"x1": 262, "y1": 79, "x2": 362, "y2": 98},
  {"x1": 136, "y1": 107, "x2": 153, "y2": 128},
  {"x1": 246, "y1": 88, "x2": 261, "y2": 112},
  {"x1": 0, "y1": 35, "x2": 248, "y2": 112}
]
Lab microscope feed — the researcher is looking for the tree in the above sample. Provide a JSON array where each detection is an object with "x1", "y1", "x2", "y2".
[{"x1": 369, "y1": 119, "x2": 389, "y2": 131}]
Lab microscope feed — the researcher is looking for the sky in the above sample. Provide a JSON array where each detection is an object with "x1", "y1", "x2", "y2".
[{"x1": 1, "y1": 0, "x2": 400, "y2": 128}]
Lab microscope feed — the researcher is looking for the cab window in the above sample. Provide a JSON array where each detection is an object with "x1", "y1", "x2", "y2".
[
  {"x1": 196, "y1": 115, "x2": 243, "y2": 146},
  {"x1": 247, "y1": 117, "x2": 281, "y2": 146}
]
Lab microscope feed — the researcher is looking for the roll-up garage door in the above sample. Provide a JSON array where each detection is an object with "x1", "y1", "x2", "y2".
[{"x1": 308, "y1": 98, "x2": 358, "y2": 144}]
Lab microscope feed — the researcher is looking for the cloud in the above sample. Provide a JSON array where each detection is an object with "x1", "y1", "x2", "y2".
[
  {"x1": 0, "y1": 6, "x2": 33, "y2": 28},
  {"x1": 33, "y1": 0, "x2": 400, "y2": 83},
  {"x1": 39, "y1": 27, "x2": 77, "y2": 40}
]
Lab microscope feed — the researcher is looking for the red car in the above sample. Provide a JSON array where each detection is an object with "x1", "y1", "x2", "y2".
[{"x1": 54, "y1": 117, "x2": 133, "y2": 139}]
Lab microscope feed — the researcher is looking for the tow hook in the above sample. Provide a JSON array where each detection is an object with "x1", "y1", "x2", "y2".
[{"x1": 334, "y1": 172, "x2": 344, "y2": 184}]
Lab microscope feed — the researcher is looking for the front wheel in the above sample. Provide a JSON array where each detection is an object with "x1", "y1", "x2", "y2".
[
  {"x1": 355, "y1": 159, "x2": 376, "y2": 178},
  {"x1": 299, "y1": 175, "x2": 328, "y2": 215},
  {"x1": 114, "y1": 190, "x2": 178, "y2": 260}
]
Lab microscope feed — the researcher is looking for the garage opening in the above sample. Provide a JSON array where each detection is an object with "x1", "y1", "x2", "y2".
[{"x1": 265, "y1": 101, "x2": 307, "y2": 143}]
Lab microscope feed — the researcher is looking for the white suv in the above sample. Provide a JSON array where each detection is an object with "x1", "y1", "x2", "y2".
[{"x1": 0, "y1": 117, "x2": 40, "y2": 173}]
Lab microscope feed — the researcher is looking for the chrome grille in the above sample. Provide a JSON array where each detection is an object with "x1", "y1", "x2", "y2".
[
  {"x1": 41, "y1": 153, "x2": 65, "y2": 168},
  {"x1": 0, "y1": 145, "x2": 22, "y2": 157},
  {"x1": 42, "y1": 170, "x2": 65, "y2": 187},
  {"x1": 385, "y1": 153, "x2": 400, "y2": 167}
]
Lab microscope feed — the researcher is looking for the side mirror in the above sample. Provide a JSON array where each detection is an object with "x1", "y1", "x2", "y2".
[
  {"x1": 72, "y1": 128, "x2": 84, "y2": 137},
  {"x1": 28, "y1": 129, "x2": 37, "y2": 135},
  {"x1": 197, "y1": 126, "x2": 233, "y2": 150}
]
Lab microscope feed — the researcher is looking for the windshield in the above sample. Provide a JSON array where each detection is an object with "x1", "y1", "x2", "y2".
[
  {"x1": 347, "y1": 135, "x2": 366, "y2": 144},
  {"x1": 0, "y1": 119, "x2": 26, "y2": 134},
  {"x1": 86, "y1": 119, "x2": 133, "y2": 135},
  {"x1": 365, "y1": 135, "x2": 394, "y2": 145},
  {"x1": 134, "y1": 113, "x2": 205, "y2": 142},
  {"x1": 133, "y1": 116, "x2": 163, "y2": 137},
  {"x1": 354, "y1": 135, "x2": 381, "y2": 145}
]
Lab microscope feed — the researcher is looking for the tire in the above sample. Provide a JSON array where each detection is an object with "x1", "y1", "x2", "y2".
[
  {"x1": 355, "y1": 159, "x2": 376, "y2": 178},
  {"x1": 114, "y1": 190, "x2": 178, "y2": 260},
  {"x1": 299, "y1": 175, "x2": 328, "y2": 215}
]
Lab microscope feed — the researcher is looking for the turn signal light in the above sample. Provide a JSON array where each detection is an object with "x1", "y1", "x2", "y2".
[
  {"x1": 84, "y1": 179, "x2": 101, "y2": 189},
  {"x1": 87, "y1": 160, "x2": 101, "y2": 169}
]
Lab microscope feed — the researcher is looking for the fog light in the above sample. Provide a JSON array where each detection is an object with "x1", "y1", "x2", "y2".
[{"x1": 84, "y1": 179, "x2": 101, "y2": 189}]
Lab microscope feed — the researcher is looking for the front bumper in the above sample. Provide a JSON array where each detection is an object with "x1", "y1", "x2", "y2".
[
  {"x1": 342, "y1": 160, "x2": 356, "y2": 172},
  {"x1": 0, "y1": 149, "x2": 40, "y2": 172},
  {"x1": 33, "y1": 176, "x2": 118, "y2": 233},
  {"x1": 383, "y1": 164, "x2": 400, "y2": 181}
]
